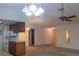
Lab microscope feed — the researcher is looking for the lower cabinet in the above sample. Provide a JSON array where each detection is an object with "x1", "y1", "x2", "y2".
[{"x1": 8, "y1": 41, "x2": 26, "y2": 56}]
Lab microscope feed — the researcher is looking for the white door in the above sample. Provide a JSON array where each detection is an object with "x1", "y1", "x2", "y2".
[{"x1": 0, "y1": 24, "x2": 4, "y2": 50}]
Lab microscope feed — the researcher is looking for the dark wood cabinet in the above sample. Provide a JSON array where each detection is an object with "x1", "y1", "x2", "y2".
[
  {"x1": 9, "y1": 22, "x2": 25, "y2": 33},
  {"x1": 8, "y1": 41, "x2": 26, "y2": 56}
]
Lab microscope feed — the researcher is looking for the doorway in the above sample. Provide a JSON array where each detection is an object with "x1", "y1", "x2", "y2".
[{"x1": 29, "y1": 29, "x2": 35, "y2": 46}]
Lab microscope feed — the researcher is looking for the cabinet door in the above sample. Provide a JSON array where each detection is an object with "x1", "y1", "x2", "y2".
[
  {"x1": 8, "y1": 42, "x2": 16, "y2": 55},
  {"x1": 9, "y1": 24, "x2": 18, "y2": 33},
  {"x1": 16, "y1": 42, "x2": 25, "y2": 56},
  {"x1": 9, "y1": 22, "x2": 25, "y2": 33},
  {"x1": 18, "y1": 22, "x2": 25, "y2": 32}
]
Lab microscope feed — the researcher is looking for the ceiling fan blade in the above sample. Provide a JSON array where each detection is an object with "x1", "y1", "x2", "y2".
[
  {"x1": 66, "y1": 19, "x2": 72, "y2": 22},
  {"x1": 67, "y1": 15, "x2": 76, "y2": 18},
  {"x1": 64, "y1": 16, "x2": 72, "y2": 22},
  {"x1": 58, "y1": 3, "x2": 74, "y2": 22}
]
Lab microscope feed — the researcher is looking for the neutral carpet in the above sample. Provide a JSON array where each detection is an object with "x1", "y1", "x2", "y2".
[
  {"x1": 0, "y1": 46, "x2": 79, "y2": 56},
  {"x1": 26, "y1": 46, "x2": 79, "y2": 56}
]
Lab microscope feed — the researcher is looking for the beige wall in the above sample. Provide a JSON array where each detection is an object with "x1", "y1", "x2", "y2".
[
  {"x1": 56, "y1": 23, "x2": 79, "y2": 49},
  {"x1": 18, "y1": 30, "x2": 29, "y2": 47},
  {"x1": 34, "y1": 28, "x2": 56, "y2": 46},
  {"x1": 18, "y1": 28, "x2": 56, "y2": 46},
  {"x1": 18, "y1": 32, "x2": 27, "y2": 41},
  {"x1": 18, "y1": 22, "x2": 56, "y2": 46}
]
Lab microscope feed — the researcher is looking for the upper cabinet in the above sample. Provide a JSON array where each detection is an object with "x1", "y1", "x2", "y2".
[{"x1": 9, "y1": 22, "x2": 25, "y2": 33}]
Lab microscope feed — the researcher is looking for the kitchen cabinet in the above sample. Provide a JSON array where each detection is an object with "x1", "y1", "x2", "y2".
[
  {"x1": 8, "y1": 41, "x2": 26, "y2": 56},
  {"x1": 9, "y1": 22, "x2": 25, "y2": 33}
]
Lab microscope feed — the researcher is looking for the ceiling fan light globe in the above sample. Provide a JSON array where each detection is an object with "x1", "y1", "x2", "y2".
[
  {"x1": 34, "y1": 12, "x2": 41, "y2": 16},
  {"x1": 29, "y1": 4, "x2": 38, "y2": 12},
  {"x1": 25, "y1": 12, "x2": 32, "y2": 16},
  {"x1": 37, "y1": 7, "x2": 44, "y2": 14},
  {"x1": 22, "y1": 6, "x2": 29, "y2": 13}
]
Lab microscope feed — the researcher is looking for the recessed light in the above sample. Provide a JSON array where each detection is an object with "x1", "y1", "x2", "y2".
[
  {"x1": 26, "y1": 28, "x2": 30, "y2": 30},
  {"x1": 50, "y1": 27, "x2": 56, "y2": 29}
]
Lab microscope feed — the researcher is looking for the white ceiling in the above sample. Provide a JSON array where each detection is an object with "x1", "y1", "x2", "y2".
[
  {"x1": 0, "y1": 19, "x2": 19, "y2": 24},
  {"x1": 0, "y1": 3, "x2": 79, "y2": 27}
]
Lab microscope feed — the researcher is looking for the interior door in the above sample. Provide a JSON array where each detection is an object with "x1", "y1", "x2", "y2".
[{"x1": 29, "y1": 29, "x2": 35, "y2": 46}]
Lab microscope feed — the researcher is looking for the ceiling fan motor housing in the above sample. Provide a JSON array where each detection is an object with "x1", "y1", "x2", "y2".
[{"x1": 59, "y1": 16, "x2": 66, "y2": 21}]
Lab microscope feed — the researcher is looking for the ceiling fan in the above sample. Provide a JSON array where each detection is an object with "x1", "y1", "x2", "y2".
[{"x1": 58, "y1": 3, "x2": 76, "y2": 22}]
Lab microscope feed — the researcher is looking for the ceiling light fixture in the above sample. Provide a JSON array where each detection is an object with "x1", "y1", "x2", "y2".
[
  {"x1": 29, "y1": 4, "x2": 37, "y2": 13},
  {"x1": 22, "y1": 4, "x2": 44, "y2": 16}
]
